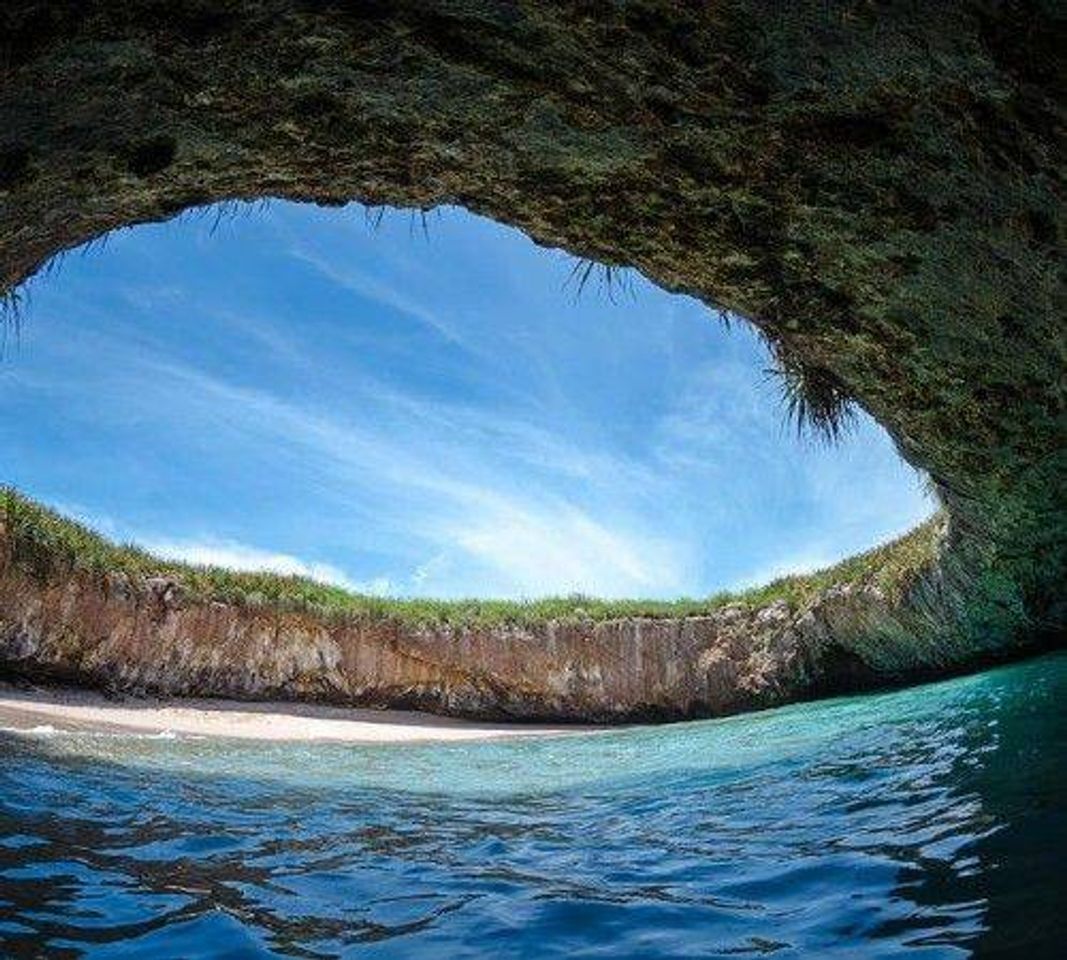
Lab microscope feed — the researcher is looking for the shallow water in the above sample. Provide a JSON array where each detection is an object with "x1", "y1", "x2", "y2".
[{"x1": 1, "y1": 653, "x2": 1065, "y2": 958}]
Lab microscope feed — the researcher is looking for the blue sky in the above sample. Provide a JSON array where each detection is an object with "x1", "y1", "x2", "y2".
[{"x1": 0, "y1": 202, "x2": 932, "y2": 599}]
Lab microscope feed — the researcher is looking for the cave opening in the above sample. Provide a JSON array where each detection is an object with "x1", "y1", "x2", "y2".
[{"x1": 0, "y1": 199, "x2": 932, "y2": 603}]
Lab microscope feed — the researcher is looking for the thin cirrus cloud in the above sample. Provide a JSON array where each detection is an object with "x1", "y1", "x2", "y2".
[
  {"x1": 140, "y1": 537, "x2": 394, "y2": 596},
  {"x1": 285, "y1": 238, "x2": 476, "y2": 353},
  {"x1": 9, "y1": 340, "x2": 684, "y2": 599},
  {"x1": 126, "y1": 355, "x2": 692, "y2": 598},
  {"x1": 13, "y1": 327, "x2": 687, "y2": 597},
  {"x1": 30, "y1": 494, "x2": 388, "y2": 594}
]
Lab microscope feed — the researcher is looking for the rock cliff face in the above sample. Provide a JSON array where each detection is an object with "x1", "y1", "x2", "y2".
[
  {"x1": 0, "y1": 517, "x2": 1030, "y2": 721},
  {"x1": 0, "y1": 0, "x2": 1063, "y2": 694}
]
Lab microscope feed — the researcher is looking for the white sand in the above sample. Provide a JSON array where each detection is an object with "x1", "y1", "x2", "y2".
[{"x1": 0, "y1": 685, "x2": 597, "y2": 743}]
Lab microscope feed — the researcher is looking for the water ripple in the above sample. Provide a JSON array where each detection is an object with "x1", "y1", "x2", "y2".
[{"x1": 1, "y1": 653, "x2": 1066, "y2": 958}]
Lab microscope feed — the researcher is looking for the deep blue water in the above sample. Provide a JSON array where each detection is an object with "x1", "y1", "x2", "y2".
[{"x1": 1, "y1": 652, "x2": 1065, "y2": 959}]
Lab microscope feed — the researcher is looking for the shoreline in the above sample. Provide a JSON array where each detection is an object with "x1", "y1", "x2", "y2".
[
  {"x1": 2, "y1": 493, "x2": 969, "y2": 728},
  {"x1": 0, "y1": 684, "x2": 602, "y2": 744}
]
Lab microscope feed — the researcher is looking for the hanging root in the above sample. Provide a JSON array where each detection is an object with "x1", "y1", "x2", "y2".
[
  {"x1": 0, "y1": 287, "x2": 22, "y2": 355},
  {"x1": 565, "y1": 257, "x2": 635, "y2": 303},
  {"x1": 769, "y1": 349, "x2": 856, "y2": 442}
]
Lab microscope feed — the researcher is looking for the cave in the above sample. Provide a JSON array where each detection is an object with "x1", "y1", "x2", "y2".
[{"x1": 0, "y1": 0, "x2": 1062, "y2": 719}]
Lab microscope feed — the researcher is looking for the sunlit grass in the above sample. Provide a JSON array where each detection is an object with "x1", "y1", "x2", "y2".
[{"x1": 1, "y1": 487, "x2": 940, "y2": 627}]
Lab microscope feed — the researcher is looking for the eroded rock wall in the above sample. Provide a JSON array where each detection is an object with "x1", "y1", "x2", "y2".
[{"x1": 0, "y1": 519, "x2": 1031, "y2": 721}]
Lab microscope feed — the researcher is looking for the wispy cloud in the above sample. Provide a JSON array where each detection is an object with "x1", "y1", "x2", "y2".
[
  {"x1": 727, "y1": 546, "x2": 844, "y2": 592},
  {"x1": 441, "y1": 499, "x2": 686, "y2": 597},
  {"x1": 141, "y1": 537, "x2": 392, "y2": 594},
  {"x1": 286, "y1": 242, "x2": 474, "y2": 351},
  {"x1": 110, "y1": 354, "x2": 691, "y2": 597}
]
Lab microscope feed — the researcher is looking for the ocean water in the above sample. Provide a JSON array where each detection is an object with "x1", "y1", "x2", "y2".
[{"x1": 1, "y1": 653, "x2": 1064, "y2": 959}]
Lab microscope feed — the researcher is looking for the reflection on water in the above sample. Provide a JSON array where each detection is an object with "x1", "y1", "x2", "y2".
[{"x1": 1, "y1": 652, "x2": 1065, "y2": 958}]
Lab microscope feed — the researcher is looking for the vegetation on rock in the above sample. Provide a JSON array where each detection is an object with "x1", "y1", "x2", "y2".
[{"x1": 2, "y1": 487, "x2": 940, "y2": 628}]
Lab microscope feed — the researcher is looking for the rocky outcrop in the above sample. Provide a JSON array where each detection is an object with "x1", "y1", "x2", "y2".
[
  {"x1": 0, "y1": 518, "x2": 1033, "y2": 721},
  {"x1": 0, "y1": 1, "x2": 1063, "y2": 680}
]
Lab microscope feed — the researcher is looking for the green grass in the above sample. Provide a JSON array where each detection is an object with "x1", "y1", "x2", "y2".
[{"x1": 0, "y1": 487, "x2": 941, "y2": 627}]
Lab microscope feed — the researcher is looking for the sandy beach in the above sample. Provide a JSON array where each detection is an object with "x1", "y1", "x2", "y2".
[{"x1": 0, "y1": 684, "x2": 597, "y2": 744}]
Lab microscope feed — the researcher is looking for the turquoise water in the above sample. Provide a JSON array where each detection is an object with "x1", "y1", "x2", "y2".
[{"x1": 1, "y1": 653, "x2": 1065, "y2": 958}]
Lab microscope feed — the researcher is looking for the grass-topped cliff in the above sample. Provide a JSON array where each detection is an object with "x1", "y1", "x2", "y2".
[{"x1": 1, "y1": 488, "x2": 941, "y2": 628}]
